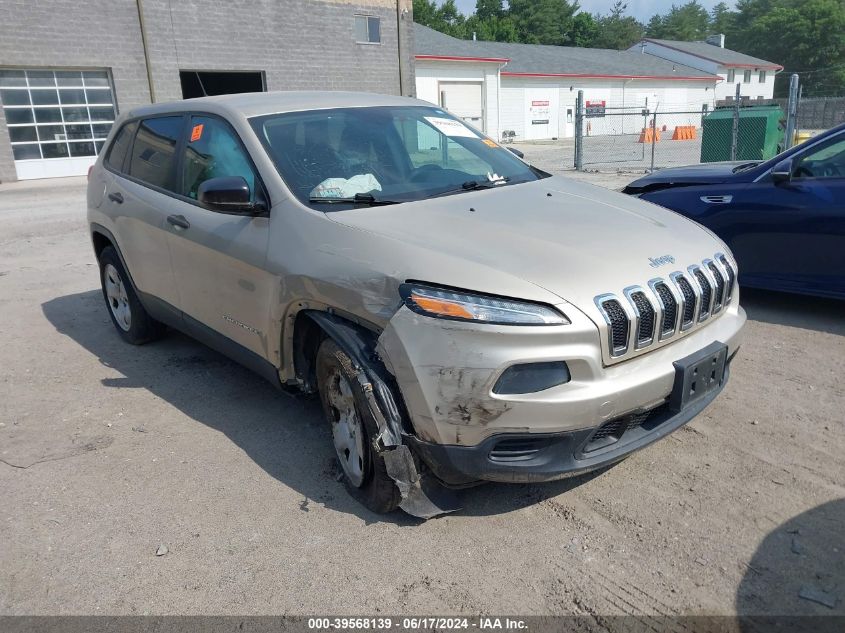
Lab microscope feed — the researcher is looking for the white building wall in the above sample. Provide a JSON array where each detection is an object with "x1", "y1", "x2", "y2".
[
  {"x1": 715, "y1": 67, "x2": 776, "y2": 101},
  {"x1": 630, "y1": 42, "x2": 778, "y2": 103},
  {"x1": 499, "y1": 76, "x2": 718, "y2": 141},
  {"x1": 414, "y1": 61, "x2": 502, "y2": 137}
]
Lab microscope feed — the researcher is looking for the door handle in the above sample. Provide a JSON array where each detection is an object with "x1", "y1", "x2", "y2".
[
  {"x1": 107, "y1": 192, "x2": 124, "y2": 204},
  {"x1": 166, "y1": 214, "x2": 190, "y2": 229}
]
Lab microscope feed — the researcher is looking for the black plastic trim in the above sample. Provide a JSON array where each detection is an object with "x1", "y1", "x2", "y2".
[{"x1": 408, "y1": 362, "x2": 732, "y2": 486}]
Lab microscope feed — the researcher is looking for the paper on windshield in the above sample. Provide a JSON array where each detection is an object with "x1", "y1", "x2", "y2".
[
  {"x1": 424, "y1": 117, "x2": 478, "y2": 138},
  {"x1": 310, "y1": 173, "x2": 382, "y2": 199}
]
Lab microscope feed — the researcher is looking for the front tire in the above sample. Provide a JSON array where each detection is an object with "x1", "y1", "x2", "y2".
[
  {"x1": 316, "y1": 338, "x2": 401, "y2": 514},
  {"x1": 98, "y1": 245, "x2": 164, "y2": 345}
]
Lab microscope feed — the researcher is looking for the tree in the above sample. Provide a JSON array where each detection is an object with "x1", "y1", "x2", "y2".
[
  {"x1": 412, "y1": 0, "x2": 467, "y2": 38},
  {"x1": 731, "y1": 0, "x2": 845, "y2": 96},
  {"x1": 475, "y1": 0, "x2": 504, "y2": 22},
  {"x1": 646, "y1": 1, "x2": 711, "y2": 40},
  {"x1": 567, "y1": 12, "x2": 600, "y2": 47},
  {"x1": 593, "y1": 1, "x2": 645, "y2": 50},
  {"x1": 710, "y1": 2, "x2": 736, "y2": 36},
  {"x1": 508, "y1": 0, "x2": 581, "y2": 46}
]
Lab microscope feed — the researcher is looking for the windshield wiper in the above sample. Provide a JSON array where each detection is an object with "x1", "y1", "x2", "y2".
[
  {"x1": 308, "y1": 192, "x2": 399, "y2": 206},
  {"x1": 430, "y1": 177, "x2": 512, "y2": 199}
]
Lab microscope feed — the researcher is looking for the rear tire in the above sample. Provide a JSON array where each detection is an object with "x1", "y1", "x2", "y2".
[
  {"x1": 316, "y1": 338, "x2": 401, "y2": 514},
  {"x1": 98, "y1": 245, "x2": 165, "y2": 345}
]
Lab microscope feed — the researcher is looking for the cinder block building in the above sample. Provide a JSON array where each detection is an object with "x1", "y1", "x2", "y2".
[{"x1": 0, "y1": 0, "x2": 415, "y2": 182}]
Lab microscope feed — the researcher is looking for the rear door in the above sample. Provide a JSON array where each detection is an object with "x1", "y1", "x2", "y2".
[
  {"x1": 104, "y1": 116, "x2": 184, "y2": 310},
  {"x1": 164, "y1": 114, "x2": 273, "y2": 360}
]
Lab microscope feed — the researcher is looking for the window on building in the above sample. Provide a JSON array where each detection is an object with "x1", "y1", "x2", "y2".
[
  {"x1": 0, "y1": 68, "x2": 116, "y2": 161},
  {"x1": 758, "y1": 70, "x2": 767, "y2": 83},
  {"x1": 354, "y1": 15, "x2": 381, "y2": 43},
  {"x1": 182, "y1": 115, "x2": 258, "y2": 202},
  {"x1": 128, "y1": 116, "x2": 184, "y2": 192},
  {"x1": 743, "y1": 70, "x2": 752, "y2": 83},
  {"x1": 179, "y1": 71, "x2": 265, "y2": 99},
  {"x1": 726, "y1": 69, "x2": 735, "y2": 82}
]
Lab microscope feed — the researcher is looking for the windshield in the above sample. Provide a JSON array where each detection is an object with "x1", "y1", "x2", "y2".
[{"x1": 250, "y1": 105, "x2": 547, "y2": 208}]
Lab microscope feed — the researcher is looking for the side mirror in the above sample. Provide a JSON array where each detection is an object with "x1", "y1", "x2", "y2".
[
  {"x1": 507, "y1": 147, "x2": 525, "y2": 159},
  {"x1": 771, "y1": 158, "x2": 793, "y2": 184},
  {"x1": 198, "y1": 176, "x2": 264, "y2": 213}
]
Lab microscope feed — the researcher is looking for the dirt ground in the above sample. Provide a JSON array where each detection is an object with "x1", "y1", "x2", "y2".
[{"x1": 1, "y1": 172, "x2": 843, "y2": 618}]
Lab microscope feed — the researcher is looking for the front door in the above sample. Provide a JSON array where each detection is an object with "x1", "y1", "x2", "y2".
[
  {"x1": 524, "y1": 88, "x2": 559, "y2": 140},
  {"x1": 719, "y1": 133, "x2": 845, "y2": 296},
  {"x1": 165, "y1": 114, "x2": 273, "y2": 360}
]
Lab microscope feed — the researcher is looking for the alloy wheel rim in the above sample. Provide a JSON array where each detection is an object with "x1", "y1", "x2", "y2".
[
  {"x1": 104, "y1": 263, "x2": 131, "y2": 332},
  {"x1": 326, "y1": 369, "x2": 366, "y2": 487}
]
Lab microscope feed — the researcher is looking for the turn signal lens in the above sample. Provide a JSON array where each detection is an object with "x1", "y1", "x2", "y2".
[{"x1": 401, "y1": 284, "x2": 569, "y2": 325}]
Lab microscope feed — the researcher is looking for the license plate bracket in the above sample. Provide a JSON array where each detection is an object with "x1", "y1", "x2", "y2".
[{"x1": 669, "y1": 342, "x2": 728, "y2": 412}]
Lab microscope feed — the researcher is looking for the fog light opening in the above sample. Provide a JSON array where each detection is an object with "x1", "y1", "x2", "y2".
[{"x1": 492, "y1": 361, "x2": 571, "y2": 395}]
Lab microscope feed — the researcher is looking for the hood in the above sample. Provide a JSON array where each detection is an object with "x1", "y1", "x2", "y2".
[
  {"x1": 625, "y1": 161, "x2": 759, "y2": 190},
  {"x1": 325, "y1": 176, "x2": 726, "y2": 312}
]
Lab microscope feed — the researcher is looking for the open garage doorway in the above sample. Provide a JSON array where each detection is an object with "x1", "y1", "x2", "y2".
[{"x1": 179, "y1": 71, "x2": 265, "y2": 99}]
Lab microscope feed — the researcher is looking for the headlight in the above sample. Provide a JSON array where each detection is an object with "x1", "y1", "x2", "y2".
[{"x1": 400, "y1": 283, "x2": 569, "y2": 325}]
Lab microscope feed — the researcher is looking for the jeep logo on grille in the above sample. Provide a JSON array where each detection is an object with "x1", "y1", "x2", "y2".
[{"x1": 648, "y1": 255, "x2": 675, "y2": 268}]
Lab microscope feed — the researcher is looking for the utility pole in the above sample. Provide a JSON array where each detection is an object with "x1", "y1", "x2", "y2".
[
  {"x1": 730, "y1": 83, "x2": 741, "y2": 161},
  {"x1": 784, "y1": 73, "x2": 800, "y2": 150},
  {"x1": 574, "y1": 90, "x2": 584, "y2": 171}
]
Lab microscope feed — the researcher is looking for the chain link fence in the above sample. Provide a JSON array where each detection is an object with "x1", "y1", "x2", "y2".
[{"x1": 509, "y1": 83, "x2": 845, "y2": 175}]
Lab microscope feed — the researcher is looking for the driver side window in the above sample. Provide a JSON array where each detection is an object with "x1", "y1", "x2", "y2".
[
  {"x1": 182, "y1": 116, "x2": 258, "y2": 201},
  {"x1": 793, "y1": 135, "x2": 845, "y2": 180}
]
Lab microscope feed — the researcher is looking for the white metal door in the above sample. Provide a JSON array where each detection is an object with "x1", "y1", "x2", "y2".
[
  {"x1": 0, "y1": 68, "x2": 116, "y2": 180},
  {"x1": 524, "y1": 88, "x2": 559, "y2": 140},
  {"x1": 439, "y1": 82, "x2": 484, "y2": 132}
]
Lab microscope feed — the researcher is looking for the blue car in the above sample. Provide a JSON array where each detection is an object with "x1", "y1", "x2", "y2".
[{"x1": 624, "y1": 123, "x2": 845, "y2": 300}]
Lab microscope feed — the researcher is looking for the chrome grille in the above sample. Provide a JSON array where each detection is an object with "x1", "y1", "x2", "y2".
[
  {"x1": 708, "y1": 261, "x2": 726, "y2": 312},
  {"x1": 629, "y1": 290, "x2": 656, "y2": 347},
  {"x1": 692, "y1": 267, "x2": 713, "y2": 320},
  {"x1": 653, "y1": 282, "x2": 678, "y2": 337},
  {"x1": 596, "y1": 297, "x2": 629, "y2": 356},
  {"x1": 718, "y1": 254, "x2": 736, "y2": 304},
  {"x1": 675, "y1": 274, "x2": 697, "y2": 326},
  {"x1": 594, "y1": 254, "x2": 737, "y2": 362}
]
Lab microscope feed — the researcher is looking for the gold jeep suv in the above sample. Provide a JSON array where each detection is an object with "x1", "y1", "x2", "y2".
[{"x1": 87, "y1": 92, "x2": 745, "y2": 517}]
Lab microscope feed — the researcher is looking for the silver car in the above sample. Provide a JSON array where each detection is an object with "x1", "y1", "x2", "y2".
[{"x1": 87, "y1": 92, "x2": 746, "y2": 517}]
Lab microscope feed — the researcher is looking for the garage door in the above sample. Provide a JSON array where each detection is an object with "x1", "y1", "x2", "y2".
[
  {"x1": 0, "y1": 69, "x2": 116, "y2": 180},
  {"x1": 439, "y1": 82, "x2": 484, "y2": 132}
]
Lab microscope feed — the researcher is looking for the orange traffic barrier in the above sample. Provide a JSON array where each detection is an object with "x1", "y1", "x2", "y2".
[
  {"x1": 671, "y1": 125, "x2": 697, "y2": 140},
  {"x1": 638, "y1": 127, "x2": 661, "y2": 143}
]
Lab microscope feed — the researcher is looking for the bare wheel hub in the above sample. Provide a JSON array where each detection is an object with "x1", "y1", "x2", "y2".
[
  {"x1": 104, "y1": 263, "x2": 131, "y2": 332},
  {"x1": 326, "y1": 369, "x2": 366, "y2": 487}
]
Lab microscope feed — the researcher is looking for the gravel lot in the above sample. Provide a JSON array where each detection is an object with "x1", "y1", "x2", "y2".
[{"x1": 1, "y1": 172, "x2": 843, "y2": 618}]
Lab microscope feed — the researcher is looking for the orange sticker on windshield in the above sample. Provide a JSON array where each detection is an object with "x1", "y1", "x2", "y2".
[
  {"x1": 190, "y1": 124, "x2": 204, "y2": 142},
  {"x1": 482, "y1": 139, "x2": 498, "y2": 148}
]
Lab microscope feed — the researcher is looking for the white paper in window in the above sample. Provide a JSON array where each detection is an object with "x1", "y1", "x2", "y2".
[{"x1": 424, "y1": 117, "x2": 478, "y2": 138}]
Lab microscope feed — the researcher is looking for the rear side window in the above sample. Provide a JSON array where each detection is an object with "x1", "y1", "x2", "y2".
[
  {"x1": 128, "y1": 116, "x2": 183, "y2": 191},
  {"x1": 181, "y1": 115, "x2": 258, "y2": 201},
  {"x1": 105, "y1": 121, "x2": 137, "y2": 172}
]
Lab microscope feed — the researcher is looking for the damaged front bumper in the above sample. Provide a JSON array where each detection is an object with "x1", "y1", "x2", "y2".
[
  {"x1": 377, "y1": 300, "x2": 745, "y2": 486},
  {"x1": 406, "y1": 360, "x2": 732, "y2": 486}
]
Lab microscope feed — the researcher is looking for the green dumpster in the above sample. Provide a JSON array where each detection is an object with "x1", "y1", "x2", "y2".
[{"x1": 700, "y1": 104, "x2": 784, "y2": 163}]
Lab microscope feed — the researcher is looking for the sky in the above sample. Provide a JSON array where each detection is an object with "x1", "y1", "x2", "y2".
[{"x1": 440, "y1": 0, "x2": 735, "y2": 20}]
